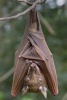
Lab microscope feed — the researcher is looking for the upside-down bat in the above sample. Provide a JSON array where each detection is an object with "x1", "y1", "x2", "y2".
[{"x1": 11, "y1": 8, "x2": 58, "y2": 98}]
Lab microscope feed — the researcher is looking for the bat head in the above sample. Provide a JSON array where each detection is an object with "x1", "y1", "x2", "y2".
[{"x1": 22, "y1": 61, "x2": 47, "y2": 98}]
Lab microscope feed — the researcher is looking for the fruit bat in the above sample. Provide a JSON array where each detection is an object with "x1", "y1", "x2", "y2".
[
  {"x1": 22, "y1": 62, "x2": 47, "y2": 98},
  {"x1": 11, "y1": 8, "x2": 58, "y2": 98}
]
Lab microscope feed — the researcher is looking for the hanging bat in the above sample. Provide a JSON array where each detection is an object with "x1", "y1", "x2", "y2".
[{"x1": 11, "y1": 8, "x2": 58, "y2": 98}]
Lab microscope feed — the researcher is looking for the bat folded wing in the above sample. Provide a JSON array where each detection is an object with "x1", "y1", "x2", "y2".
[
  {"x1": 28, "y1": 34, "x2": 58, "y2": 95},
  {"x1": 11, "y1": 40, "x2": 31, "y2": 97}
]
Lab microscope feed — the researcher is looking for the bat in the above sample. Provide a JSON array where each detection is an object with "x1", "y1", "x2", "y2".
[{"x1": 11, "y1": 8, "x2": 58, "y2": 97}]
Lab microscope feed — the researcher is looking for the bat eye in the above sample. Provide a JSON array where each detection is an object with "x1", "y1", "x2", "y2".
[
  {"x1": 39, "y1": 78, "x2": 42, "y2": 81},
  {"x1": 25, "y1": 77, "x2": 30, "y2": 82}
]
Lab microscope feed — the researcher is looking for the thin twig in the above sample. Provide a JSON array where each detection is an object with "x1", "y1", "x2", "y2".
[
  {"x1": 0, "y1": 67, "x2": 14, "y2": 83},
  {"x1": 39, "y1": 13, "x2": 56, "y2": 35},
  {"x1": 62, "y1": 93, "x2": 67, "y2": 100},
  {"x1": 18, "y1": 0, "x2": 46, "y2": 6},
  {"x1": 0, "y1": 0, "x2": 39, "y2": 21},
  {"x1": 0, "y1": 6, "x2": 23, "y2": 28},
  {"x1": 18, "y1": 0, "x2": 33, "y2": 6}
]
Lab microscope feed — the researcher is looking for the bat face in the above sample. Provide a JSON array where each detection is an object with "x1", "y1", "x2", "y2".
[
  {"x1": 22, "y1": 61, "x2": 47, "y2": 98},
  {"x1": 11, "y1": 9, "x2": 58, "y2": 98}
]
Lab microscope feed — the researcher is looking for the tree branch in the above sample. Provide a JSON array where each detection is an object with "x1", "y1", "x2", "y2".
[
  {"x1": 39, "y1": 13, "x2": 56, "y2": 35},
  {"x1": 18, "y1": 0, "x2": 46, "y2": 6},
  {"x1": 0, "y1": 0, "x2": 39, "y2": 21},
  {"x1": 0, "y1": 68, "x2": 14, "y2": 83}
]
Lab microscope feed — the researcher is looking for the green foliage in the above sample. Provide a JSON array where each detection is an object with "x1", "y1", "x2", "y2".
[
  {"x1": 0, "y1": 92, "x2": 4, "y2": 100},
  {"x1": 0, "y1": 0, "x2": 67, "y2": 100}
]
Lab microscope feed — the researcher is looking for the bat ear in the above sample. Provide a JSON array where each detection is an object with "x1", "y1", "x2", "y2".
[
  {"x1": 22, "y1": 86, "x2": 29, "y2": 96},
  {"x1": 39, "y1": 86, "x2": 47, "y2": 98}
]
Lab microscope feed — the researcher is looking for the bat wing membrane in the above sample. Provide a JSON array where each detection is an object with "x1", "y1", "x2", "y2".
[
  {"x1": 11, "y1": 42, "x2": 31, "y2": 97},
  {"x1": 28, "y1": 33, "x2": 58, "y2": 95}
]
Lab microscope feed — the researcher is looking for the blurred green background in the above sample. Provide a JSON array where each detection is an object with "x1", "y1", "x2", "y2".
[{"x1": 0, "y1": 0, "x2": 67, "y2": 100}]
